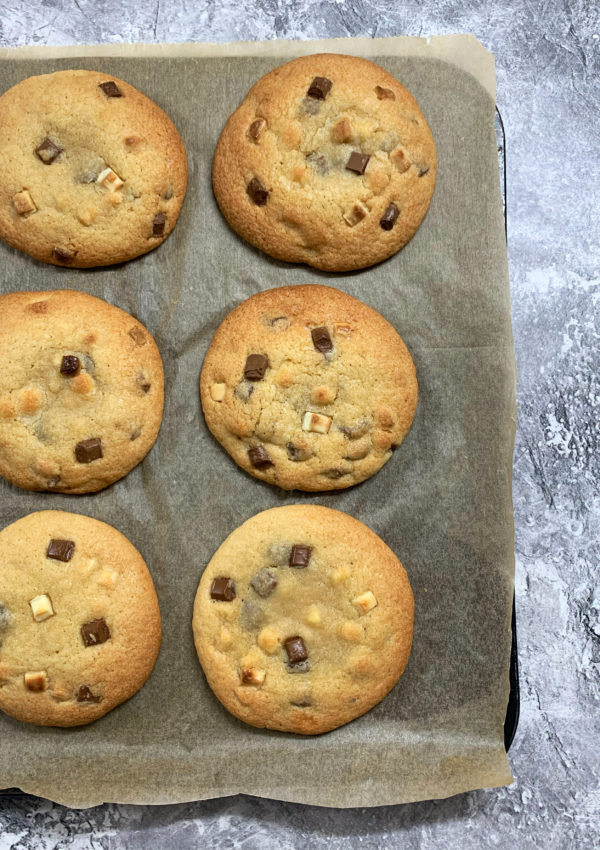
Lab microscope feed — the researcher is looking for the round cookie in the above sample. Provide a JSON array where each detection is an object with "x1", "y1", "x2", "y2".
[
  {"x1": 0, "y1": 289, "x2": 164, "y2": 493},
  {"x1": 193, "y1": 505, "x2": 414, "y2": 735},
  {"x1": 200, "y1": 284, "x2": 418, "y2": 491},
  {"x1": 0, "y1": 511, "x2": 161, "y2": 727},
  {"x1": 212, "y1": 53, "x2": 436, "y2": 271},
  {"x1": 0, "y1": 69, "x2": 187, "y2": 267}
]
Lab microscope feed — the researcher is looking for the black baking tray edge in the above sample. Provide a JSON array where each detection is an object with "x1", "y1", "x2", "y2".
[{"x1": 0, "y1": 106, "x2": 521, "y2": 805}]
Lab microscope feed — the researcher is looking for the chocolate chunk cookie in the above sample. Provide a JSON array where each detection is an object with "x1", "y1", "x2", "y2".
[
  {"x1": 0, "y1": 69, "x2": 187, "y2": 266},
  {"x1": 212, "y1": 54, "x2": 436, "y2": 271},
  {"x1": 192, "y1": 505, "x2": 414, "y2": 734},
  {"x1": 0, "y1": 290, "x2": 164, "y2": 493},
  {"x1": 0, "y1": 511, "x2": 161, "y2": 726},
  {"x1": 199, "y1": 284, "x2": 417, "y2": 491}
]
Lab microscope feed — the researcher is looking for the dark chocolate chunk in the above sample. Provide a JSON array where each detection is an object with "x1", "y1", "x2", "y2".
[
  {"x1": 99, "y1": 81, "x2": 122, "y2": 98},
  {"x1": 77, "y1": 685, "x2": 102, "y2": 703},
  {"x1": 311, "y1": 326, "x2": 333, "y2": 353},
  {"x1": 241, "y1": 599, "x2": 265, "y2": 630},
  {"x1": 286, "y1": 442, "x2": 307, "y2": 462},
  {"x1": 380, "y1": 203, "x2": 399, "y2": 231},
  {"x1": 46, "y1": 539, "x2": 75, "y2": 562},
  {"x1": 247, "y1": 177, "x2": 269, "y2": 206},
  {"x1": 418, "y1": 164, "x2": 430, "y2": 177},
  {"x1": 244, "y1": 354, "x2": 269, "y2": 381},
  {"x1": 307, "y1": 76, "x2": 332, "y2": 100},
  {"x1": 81, "y1": 618, "x2": 110, "y2": 647},
  {"x1": 60, "y1": 355, "x2": 81, "y2": 376},
  {"x1": 53, "y1": 246, "x2": 76, "y2": 264},
  {"x1": 284, "y1": 635, "x2": 308, "y2": 665},
  {"x1": 346, "y1": 151, "x2": 370, "y2": 175},
  {"x1": 248, "y1": 445, "x2": 274, "y2": 469},
  {"x1": 210, "y1": 577, "x2": 236, "y2": 601},
  {"x1": 250, "y1": 568, "x2": 278, "y2": 598},
  {"x1": 249, "y1": 118, "x2": 266, "y2": 140},
  {"x1": 287, "y1": 660, "x2": 311, "y2": 674},
  {"x1": 35, "y1": 137, "x2": 62, "y2": 164},
  {"x1": 75, "y1": 438, "x2": 103, "y2": 463},
  {"x1": 289, "y1": 545, "x2": 312, "y2": 568},
  {"x1": 152, "y1": 212, "x2": 166, "y2": 237}
]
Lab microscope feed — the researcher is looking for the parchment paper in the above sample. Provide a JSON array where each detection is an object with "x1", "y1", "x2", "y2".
[{"x1": 0, "y1": 35, "x2": 516, "y2": 808}]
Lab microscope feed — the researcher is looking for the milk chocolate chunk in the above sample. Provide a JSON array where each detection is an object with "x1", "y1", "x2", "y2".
[
  {"x1": 35, "y1": 137, "x2": 62, "y2": 164},
  {"x1": 311, "y1": 326, "x2": 333, "y2": 353},
  {"x1": 289, "y1": 545, "x2": 312, "y2": 568},
  {"x1": 346, "y1": 152, "x2": 370, "y2": 175},
  {"x1": 53, "y1": 246, "x2": 75, "y2": 263},
  {"x1": 380, "y1": 203, "x2": 399, "y2": 231},
  {"x1": 248, "y1": 445, "x2": 274, "y2": 469},
  {"x1": 284, "y1": 635, "x2": 308, "y2": 665},
  {"x1": 249, "y1": 118, "x2": 266, "y2": 140},
  {"x1": 81, "y1": 618, "x2": 110, "y2": 647},
  {"x1": 210, "y1": 576, "x2": 236, "y2": 601},
  {"x1": 75, "y1": 438, "x2": 103, "y2": 463},
  {"x1": 99, "y1": 81, "x2": 122, "y2": 98},
  {"x1": 47, "y1": 538, "x2": 75, "y2": 562},
  {"x1": 307, "y1": 76, "x2": 332, "y2": 100},
  {"x1": 152, "y1": 212, "x2": 166, "y2": 236},
  {"x1": 250, "y1": 568, "x2": 278, "y2": 598},
  {"x1": 77, "y1": 685, "x2": 101, "y2": 703},
  {"x1": 247, "y1": 177, "x2": 269, "y2": 206},
  {"x1": 244, "y1": 354, "x2": 269, "y2": 381},
  {"x1": 60, "y1": 355, "x2": 81, "y2": 376}
]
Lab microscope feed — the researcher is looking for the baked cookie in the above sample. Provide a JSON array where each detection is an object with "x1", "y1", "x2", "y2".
[
  {"x1": 212, "y1": 53, "x2": 436, "y2": 271},
  {"x1": 0, "y1": 510, "x2": 161, "y2": 727},
  {"x1": 0, "y1": 289, "x2": 164, "y2": 493},
  {"x1": 200, "y1": 284, "x2": 417, "y2": 491},
  {"x1": 193, "y1": 505, "x2": 414, "y2": 734},
  {"x1": 0, "y1": 69, "x2": 187, "y2": 267}
]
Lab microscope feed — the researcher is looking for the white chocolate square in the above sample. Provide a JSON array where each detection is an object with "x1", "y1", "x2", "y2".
[
  {"x1": 257, "y1": 627, "x2": 280, "y2": 654},
  {"x1": 29, "y1": 594, "x2": 54, "y2": 622},
  {"x1": 353, "y1": 591, "x2": 378, "y2": 615},
  {"x1": 305, "y1": 605, "x2": 322, "y2": 627},
  {"x1": 97, "y1": 167, "x2": 124, "y2": 192},
  {"x1": 24, "y1": 671, "x2": 47, "y2": 692},
  {"x1": 210, "y1": 383, "x2": 226, "y2": 402},
  {"x1": 302, "y1": 411, "x2": 332, "y2": 434}
]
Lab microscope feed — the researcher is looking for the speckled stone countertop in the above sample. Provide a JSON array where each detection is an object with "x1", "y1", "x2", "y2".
[{"x1": 0, "y1": 1, "x2": 599, "y2": 847}]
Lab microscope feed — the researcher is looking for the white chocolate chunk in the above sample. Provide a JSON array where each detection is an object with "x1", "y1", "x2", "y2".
[
  {"x1": 210, "y1": 383, "x2": 226, "y2": 402},
  {"x1": 353, "y1": 590, "x2": 378, "y2": 614},
  {"x1": 391, "y1": 146, "x2": 411, "y2": 173},
  {"x1": 24, "y1": 671, "x2": 47, "y2": 692},
  {"x1": 240, "y1": 666, "x2": 266, "y2": 686},
  {"x1": 330, "y1": 565, "x2": 351, "y2": 585},
  {"x1": 305, "y1": 605, "x2": 322, "y2": 627},
  {"x1": 97, "y1": 167, "x2": 124, "y2": 192},
  {"x1": 97, "y1": 568, "x2": 118, "y2": 588},
  {"x1": 257, "y1": 626, "x2": 280, "y2": 654},
  {"x1": 340, "y1": 621, "x2": 363, "y2": 642},
  {"x1": 334, "y1": 323, "x2": 352, "y2": 337},
  {"x1": 29, "y1": 594, "x2": 54, "y2": 622},
  {"x1": 13, "y1": 190, "x2": 37, "y2": 215},
  {"x1": 302, "y1": 411, "x2": 332, "y2": 434}
]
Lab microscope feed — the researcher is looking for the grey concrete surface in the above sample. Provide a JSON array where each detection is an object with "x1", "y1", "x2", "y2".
[{"x1": 0, "y1": 1, "x2": 599, "y2": 847}]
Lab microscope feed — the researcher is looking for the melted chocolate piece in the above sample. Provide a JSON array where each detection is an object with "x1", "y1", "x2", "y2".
[
  {"x1": 152, "y1": 212, "x2": 166, "y2": 236},
  {"x1": 60, "y1": 355, "x2": 81, "y2": 376},
  {"x1": 99, "y1": 81, "x2": 122, "y2": 98},
  {"x1": 234, "y1": 382, "x2": 254, "y2": 402},
  {"x1": 249, "y1": 118, "x2": 266, "y2": 140},
  {"x1": 290, "y1": 696, "x2": 312, "y2": 706},
  {"x1": 418, "y1": 165, "x2": 430, "y2": 177},
  {"x1": 374, "y1": 85, "x2": 395, "y2": 100},
  {"x1": 77, "y1": 685, "x2": 102, "y2": 703},
  {"x1": 247, "y1": 177, "x2": 269, "y2": 206},
  {"x1": 75, "y1": 438, "x2": 103, "y2": 463},
  {"x1": 35, "y1": 137, "x2": 62, "y2": 164},
  {"x1": 306, "y1": 152, "x2": 329, "y2": 175},
  {"x1": 241, "y1": 599, "x2": 265, "y2": 630},
  {"x1": 250, "y1": 568, "x2": 278, "y2": 598},
  {"x1": 380, "y1": 203, "x2": 399, "y2": 231},
  {"x1": 47, "y1": 539, "x2": 75, "y2": 562},
  {"x1": 346, "y1": 151, "x2": 370, "y2": 175},
  {"x1": 81, "y1": 618, "x2": 111, "y2": 647},
  {"x1": 311, "y1": 326, "x2": 333, "y2": 353},
  {"x1": 307, "y1": 76, "x2": 332, "y2": 100},
  {"x1": 287, "y1": 660, "x2": 311, "y2": 673},
  {"x1": 248, "y1": 445, "x2": 274, "y2": 469},
  {"x1": 244, "y1": 354, "x2": 269, "y2": 381},
  {"x1": 289, "y1": 545, "x2": 312, "y2": 568},
  {"x1": 53, "y1": 246, "x2": 76, "y2": 264},
  {"x1": 210, "y1": 577, "x2": 236, "y2": 601},
  {"x1": 284, "y1": 635, "x2": 308, "y2": 665}
]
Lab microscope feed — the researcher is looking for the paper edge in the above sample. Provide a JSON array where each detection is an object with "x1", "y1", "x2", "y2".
[{"x1": 0, "y1": 34, "x2": 496, "y2": 102}]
